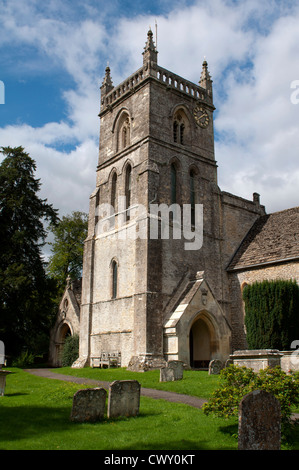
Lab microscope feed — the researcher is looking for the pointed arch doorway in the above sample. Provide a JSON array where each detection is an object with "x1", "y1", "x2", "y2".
[{"x1": 189, "y1": 314, "x2": 215, "y2": 369}]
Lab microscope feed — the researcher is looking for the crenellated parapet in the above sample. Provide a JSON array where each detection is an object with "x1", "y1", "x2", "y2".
[
  {"x1": 100, "y1": 29, "x2": 214, "y2": 115},
  {"x1": 100, "y1": 63, "x2": 213, "y2": 114}
]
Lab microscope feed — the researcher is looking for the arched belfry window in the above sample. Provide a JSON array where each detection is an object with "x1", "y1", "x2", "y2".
[
  {"x1": 117, "y1": 112, "x2": 130, "y2": 152},
  {"x1": 111, "y1": 259, "x2": 118, "y2": 299},
  {"x1": 125, "y1": 164, "x2": 132, "y2": 221},
  {"x1": 173, "y1": 109, "x2": 189, "y2": 145}
]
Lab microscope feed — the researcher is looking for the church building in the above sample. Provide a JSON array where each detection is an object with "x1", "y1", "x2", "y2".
[{"x1": 50, "y1": 30, "x2": 299, "y2": 371}]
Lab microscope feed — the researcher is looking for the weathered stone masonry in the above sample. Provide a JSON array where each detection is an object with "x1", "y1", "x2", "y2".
[{"x1": 66, "y1": 30, "x2": 298, "y2": 371}]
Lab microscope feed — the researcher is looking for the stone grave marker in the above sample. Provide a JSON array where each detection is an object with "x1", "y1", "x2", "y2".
[
  {"x1": 238, "y1": 390, "x2": 281, "y2": 450},
  {"x1": 108, "y1": 380, "x2": 140, "y2": 418},
  {"x1": 168, "y1": 360, "x2": 184, "y2": 380},
  {"x1": 160, "y1": 360, "x2": 184, "y2": 382},
  {"x1": 0, "y1": 341, "x2": 11, "y2": 396},
  {"x1": 160, "y1": 367, "x2": 175, "y2": 382},
  {"x1": 0, "y1": 370, "x2": 11, "y2": 396},
  {"x1": 208, "y1": 359, "x2": 223, "y2": 375},
  {"x1": 225, "y1": 358, "x2": 233, "y2": 368},
  {"x1": 70, "y1": 387, "x2": 107, "y2": 422},
  {"x1": 0, "y1": 341, "x2": 4, "y2": 368}
]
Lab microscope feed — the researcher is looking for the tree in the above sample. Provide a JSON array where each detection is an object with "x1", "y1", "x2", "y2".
[
  {"x1": 0, "y1": 146, "x2": 59, "y2": 359},
  {"x1": 243, "y1": 280, "x2": 299, "y2": 350},
  {"x1": 47, "y1": 211, "x2": 88, "y2": 294}
]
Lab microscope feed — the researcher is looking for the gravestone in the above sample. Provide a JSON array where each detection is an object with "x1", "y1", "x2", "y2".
[
  {"x1": 225, "y1": 358, "x2": 233, "y2": 368},
  {"x1": 0, "y1": 341, "x2": 5, "y2": 368},
  {"x1": 0, "y1": 341, "x2": 11, "y2": 396},
  {"x1": 70, "y1": 387, "x2": 107, "y2": 422},
  {"x1": 208, "y1": 359, "x2": 223, "y2": 375},
  {"x1": 160, "y1": 360, "x2": 184, "y2": 382},
  {"x1": 0, "y1": 370, "x2": 11, "y2": 396},
  {"x1": 108, "y1": 380, "x2": 140, "y2": 418},
  {"x1": 238, "y1": 390, "x2": 281, "y2": 450},
  {"x1": 160, "y1": 367, "x2": 175, "y2": 382},
  {"x1": 168, "y1": 361, "x2": 184, "y2": 380}
]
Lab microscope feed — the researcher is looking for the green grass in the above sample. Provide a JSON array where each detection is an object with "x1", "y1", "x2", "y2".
[
  {"x1": 1, "y1": 367, "x2": 299, "y2": 450},
  {"x1": 0, "y1": 368, "x2": 237, "y2": 450},
  {"x1": 54, "y1": 366, "x2": 220, "y2": 399}
]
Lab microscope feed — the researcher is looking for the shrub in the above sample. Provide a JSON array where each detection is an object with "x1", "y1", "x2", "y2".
[
  {"x1": 12, "y1": 350, "x2": 35, "y2": 368},
  {"x1": 61, "y1": 334, "x2": 79, "y2": 367},
  {"x1": 202, "y1": 365, "x2": 299, "y2": 435}
]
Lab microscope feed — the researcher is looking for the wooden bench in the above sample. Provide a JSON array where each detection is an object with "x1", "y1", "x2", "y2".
[{"x1": 91, "y1": 352, "x2": 121, "y2": 368}]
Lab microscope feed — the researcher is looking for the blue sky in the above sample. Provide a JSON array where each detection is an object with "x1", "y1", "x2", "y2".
[{"x1": 0, "y1": 0, "x2": 299, "y2": 221}]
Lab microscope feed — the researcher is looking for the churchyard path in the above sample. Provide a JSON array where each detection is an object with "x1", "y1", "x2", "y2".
[{"x1": 24, "y1": 368, "x2": 207, "y2": 409}]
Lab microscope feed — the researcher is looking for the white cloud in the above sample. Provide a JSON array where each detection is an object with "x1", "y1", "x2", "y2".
[
  {"x1": 214, "y1": 4, "x2": 299, "y2": 212},
  {"x1": 0, "y1": 123, "x2": 98, "y2": 215},
  {"x1": 110, "y1": 0, "x2": 254, "y2": 84},
  {"x1": 0, "y1": 0, "x2": 299, "y2": 221}
]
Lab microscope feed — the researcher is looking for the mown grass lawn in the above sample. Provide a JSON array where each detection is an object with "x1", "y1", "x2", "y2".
[
  {"x1": 0, "y1": 367, "x2": 237, "y2": 450},
  {"x1": 54, "y1": 366, "x2": 221, "y2": 399},
  {"x1": 0, "y1": 367, "x2": 298, "y2": 450}
]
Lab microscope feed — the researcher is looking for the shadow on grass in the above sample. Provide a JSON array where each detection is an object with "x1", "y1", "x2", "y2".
[
  {"x1": 119, "y1": 438, "x2": 236, "y2": 451},
  {"x1": 0, "y1": 404, "x2": 239, "y2": 450},
  {"x1": 219, "y1": 423, "x2": 238, "y2": 437},
  {"x1": 120, "y1": 440, "x2": 211, "y2": 450},
  {"x1": 0, "y1": 404, "x2": 159, "y2": 444},
  {"x1": 0, "y1": 405, "x2": 74, "y2": 443},
  {"x1": 3, "y1": 393, "x2": 29, "y2": 397}
]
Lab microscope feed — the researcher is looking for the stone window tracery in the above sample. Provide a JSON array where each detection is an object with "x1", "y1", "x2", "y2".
[
  {"x1": 117, "y1": 113, "x2": 131, "y2": 152},
  {"x1": 173, "y1": 110, "x2": 189, "y2": 145}
]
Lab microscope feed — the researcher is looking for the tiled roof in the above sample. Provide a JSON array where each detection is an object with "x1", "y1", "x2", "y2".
[{"x1": 227, "y1": 207, "x2": 299, "y2": 271}]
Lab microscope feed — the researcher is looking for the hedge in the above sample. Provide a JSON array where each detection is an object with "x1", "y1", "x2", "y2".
[{"x1": 243, "y1": 279, "x2": 299, "y2": 350}]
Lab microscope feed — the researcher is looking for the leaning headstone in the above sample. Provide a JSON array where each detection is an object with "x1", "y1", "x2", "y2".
[
  {"x1": 208, "y1": 359, "x2": 223, "y2": 375},
  {"x1": 238, "y1": 390, "x2": 281, "y2": 450},
  {"x1": 108, "y1": 380, "x2": 140, "y2": 418},
  {"x1": 70, "y1": 388, "x2": 107, "y2": 422}
]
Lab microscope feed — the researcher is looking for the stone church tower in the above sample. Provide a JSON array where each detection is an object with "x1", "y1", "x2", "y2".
[{"x1": 75, "y1": 30, "x2": 265, "y2": 370}]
